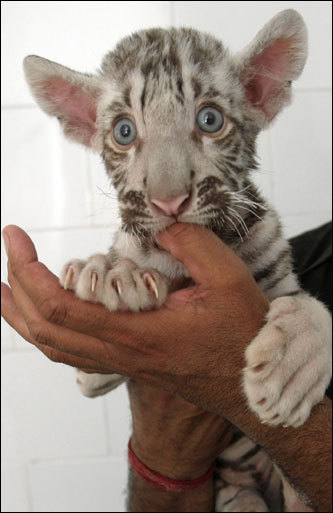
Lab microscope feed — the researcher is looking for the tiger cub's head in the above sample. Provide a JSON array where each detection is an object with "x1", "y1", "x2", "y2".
[{"x1": 24, "y1": 9, "x2": 307, "y2": 245}]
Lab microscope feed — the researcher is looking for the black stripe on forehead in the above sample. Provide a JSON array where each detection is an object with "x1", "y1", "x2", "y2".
[
  {"x1": 192, "y1": 78, "x2": 235, "y2": 108},
  {"x1": 144, "y1": 28, "x2": 166, "y2": 51},
  {"x1": 191, "y1": 77, "x2": 229, "y2": 106},
  {"x1": 140, "y1": 81, "x2": 146, "y2": 111},
  {"x1": 192, "y1": 77, "x2": 202, "y2": 99},
  {"x1": 140, "y1": 71, "x2": 184, "y2": 110},
  {"x1": 106, "y1": 100, "x2": 128, "y2": 118},
  {"x1": 123, "y1": 86, "x2": 132, "y2": 109},
  {"x1": 139, "y1": 35, "x2": 185, "y2": 109},
  {"x1": 189, "y1": 32, "x2": 224, "y2": 66}
]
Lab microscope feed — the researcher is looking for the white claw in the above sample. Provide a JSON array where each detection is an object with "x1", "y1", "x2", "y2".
[
  {"x1": 242, "y1": 364, "x2": 260, "y2": 371},
  {"x1": 91, "y1": 272, "x2": 98, "y2": 293},
  {"x1": 144, "y1": 273, "x2": 159, "y2": 299},
  {"x1": 64, "y1": 266, "x2": 74, "y2": 290},
  {"x1": 116, "y1": 280, "x2": 122, "y2": 296}
]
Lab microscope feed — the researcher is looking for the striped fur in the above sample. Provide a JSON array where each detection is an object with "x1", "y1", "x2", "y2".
[{"x1": 24, "y1": 10, "x2": 331, "y2": 512}]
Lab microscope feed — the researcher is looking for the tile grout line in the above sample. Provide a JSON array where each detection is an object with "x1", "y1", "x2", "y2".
[{"x1": 3, "y1": 223, "x2": 120, "y2": 234}]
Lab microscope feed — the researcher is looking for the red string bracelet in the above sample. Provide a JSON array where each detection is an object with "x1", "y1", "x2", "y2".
[{"x1": 128, "y1": 438, "x2": 216, "y2": 492}]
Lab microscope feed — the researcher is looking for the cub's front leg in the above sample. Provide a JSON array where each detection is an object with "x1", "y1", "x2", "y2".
[
  {"x1": 243, "y1": 293, "x2": 332, "y2": 427},
  {"x1": 59, "y1": 253, "x2": 168, "y2": 397}
]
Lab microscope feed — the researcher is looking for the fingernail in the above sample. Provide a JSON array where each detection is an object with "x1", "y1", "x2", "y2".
[{"x1": 2, "y1": 231, "x2": 9, "y2": 256}]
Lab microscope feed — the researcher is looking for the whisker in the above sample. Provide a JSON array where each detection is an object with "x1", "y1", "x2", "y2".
[
  {"x1": 228, "y1": 184, "x2": 252, "y2": 196},
  {"x1": 226, "y1": 191, "x2": 262, "y2": 208},
  {"x1": 96, "y1": 186, "x2": 118, "y2": 200},
  {"x1": 225, "y1": 213, "x2": 243, "y2": 243},
  {"x1": 235, "y1": 204, "x2": 264, "y2": 221},
  {"x1": 228, "y1": 207, "x2": 249, "y2": 237}
]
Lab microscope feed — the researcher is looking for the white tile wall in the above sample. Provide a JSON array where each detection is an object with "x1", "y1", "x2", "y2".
[
  {"x1": 2, "y1": 109, "x2": 92, "y2": 230},
  {"x1": 1, "y1": 1, "x2": 172, "y2": 106},
  {"x1": 28, "y1": 458, "x2": 128, "y2": 512},
  {"x1": 1, "y1": 463, "x2": 31, "y2": 512},
  {"x1": 1, "y1": 352, "x2": 108, "y2": 462},
  {"x1": 172, "y1": 1, "x2": 332, "y2": 89},
  {"x1": 104, "y1": 385, "x2": 132, "y2": 458},
  {"x1": 271, "y1": 90, "x2": 332, "y2": 216},
  {"x1": 1, "y1": 1, "x2": 331, "y2": 512}
]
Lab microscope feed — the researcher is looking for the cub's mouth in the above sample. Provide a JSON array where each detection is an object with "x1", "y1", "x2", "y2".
[{"x1": 119, "y1": 179, "x2": 267, "y2": 248}]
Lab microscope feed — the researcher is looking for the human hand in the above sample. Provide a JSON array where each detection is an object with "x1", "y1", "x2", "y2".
[
  {"x1": 3, "y1": 224, "x2": 331, "y2": 513},
  {"x1": 1, "y1": 223, "x2": 269, "y2": 425}
]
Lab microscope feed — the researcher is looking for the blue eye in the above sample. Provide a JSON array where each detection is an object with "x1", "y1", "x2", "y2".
[
  {"x1": 196, "y1": 107, "x2": 224, "y2": 134},
  {"x1": 113, "y1": 118, "x2": 137, "y2": 145}
]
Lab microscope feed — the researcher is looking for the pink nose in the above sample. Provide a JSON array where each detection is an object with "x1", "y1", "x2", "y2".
[{"x1": 151, "y1": 193, "x2": 190, "y2": 216}]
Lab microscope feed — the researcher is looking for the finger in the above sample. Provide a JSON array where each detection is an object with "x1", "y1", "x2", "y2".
[
  {"x1": 1, "y1": 281, "x2": 32, "y2": 342},
  {"x1": 37, "y1": 344, "x2": 116, "y2": 373},
  {"x1": 3, "y1": 224, "x2": 38, "y2": 264},
  {"x1": 4, "y1": 225, "x2": 166, "y2": 341},
  {"x1": 2, "y1": 228, "x2": 185, "y2": 384},
  {"x1": 4, "y1": 224, "x2": 61, "y2": 293},
  {"x1": 156, "y1": 223, "x2": 249, "y2": 288},
  {"x1": 8, "y1": 251, "x2": 166, "y2": 348},
  {"x1": 3, "y1": 272, "x2": 122, "y2": 373},
  {"x1": 1, "y1": 282, "x2": 114, "y2": 373},
  {"x1": 8, "y1": 271, "x2": 114, "y2": 365}
]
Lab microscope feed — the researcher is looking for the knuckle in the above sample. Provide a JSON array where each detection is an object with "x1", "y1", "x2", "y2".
[
  {"x1": 47, "y1": 348, "x2": 69, "y2": 366},
  {"x1": 29, "y1": 320, "x2": 52, "y2": 347},
  {"x1": 37, "y1": 295, "x2": 67, "y2": 325},
  {"x1": 8, "y1": 259, "x2": 22, "y2": 280},
  {"x1": 9, "y1": 259, "x2": 35, "y2": 286},
  {"x1": 45, "y1": 347, "x2": 59, "y2": 363}
]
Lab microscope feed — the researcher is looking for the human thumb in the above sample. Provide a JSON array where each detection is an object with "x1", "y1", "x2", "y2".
[
  {"x1": 156, "y1": 223, "x2": 244, "y2": 288},
  {"x1": 2, "y1": 225, "x2": 38, "y2": 268}
]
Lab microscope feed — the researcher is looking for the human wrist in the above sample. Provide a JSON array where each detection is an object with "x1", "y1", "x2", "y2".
[
  {"x1": 128, "y1": 466, "x2": 215, "y2": 512},
  {"x1": 130, "y1": 432, "x2": 216, "y2": 480}
]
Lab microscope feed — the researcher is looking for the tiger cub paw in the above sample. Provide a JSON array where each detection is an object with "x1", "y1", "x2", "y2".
[
  {"x1": 59, "y1": 254, "x2": 168, "y2": 311},
  {"x1": 76, "y1": 369, "x2": 127, "y2": 398},
  {"x1": 243, "y1": 295, "x2": 332, "y2": 427}
]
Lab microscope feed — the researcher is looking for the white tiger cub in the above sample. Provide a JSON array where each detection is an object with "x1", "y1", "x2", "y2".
[{"x1": 24, "y1": 9, "x2": 331, "y2": 512}]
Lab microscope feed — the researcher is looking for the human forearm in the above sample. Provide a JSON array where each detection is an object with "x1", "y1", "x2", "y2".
[
  {"x1": 129, "y1": 388, "x2": 332, "y2": 512},
  {"x1": 224, "y1": 392, "x2": 332, "y2": 511},
  {"x1": 127, "y1": 381, "x2": 234, "y2": 512},
  {"x1": 258, "y1": 398, "x2": 331, "y2": 512}
]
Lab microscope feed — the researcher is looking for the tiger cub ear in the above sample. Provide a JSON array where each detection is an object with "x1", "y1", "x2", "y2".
[
  {"x1": 23, "y1": 55, "x2": 101, "y2": 149},
  {"x1": 236, "y1": 9, "x2": 307, "y2": 126}
]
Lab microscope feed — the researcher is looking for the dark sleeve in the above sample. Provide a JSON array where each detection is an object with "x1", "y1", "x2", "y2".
[{"x1": 289, "y1": 222, "x2": 332, "y2": 399}]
